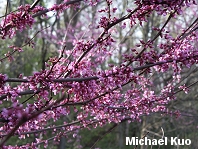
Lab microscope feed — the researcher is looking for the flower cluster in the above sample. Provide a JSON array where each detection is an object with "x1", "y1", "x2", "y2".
[
  {"x1": 0, "y1": 0, "x2": 197, "y2": 148},
  {"x1": 135, "y1": 0, "x2": 196, "y2": 15},
  {"x1": 0, "y1": 4, "x2": 46, "y2": 39},
  {"x1": 0, "y1": 74, "x2": 7, "y2": 88}
]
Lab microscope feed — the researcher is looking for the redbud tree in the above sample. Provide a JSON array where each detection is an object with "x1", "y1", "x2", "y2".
[{"x1": 0, "y1": 0, "x2": 197, "y2": 148}]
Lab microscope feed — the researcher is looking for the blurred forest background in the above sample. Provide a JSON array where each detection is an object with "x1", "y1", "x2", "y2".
[{"x1": 0, "y1": 0, "x2": 198, "y2": 148}]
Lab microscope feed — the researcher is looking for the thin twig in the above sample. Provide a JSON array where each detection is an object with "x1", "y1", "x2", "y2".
[{"x1": 32, "y1": 0, "x2": 84, "y2": 18}]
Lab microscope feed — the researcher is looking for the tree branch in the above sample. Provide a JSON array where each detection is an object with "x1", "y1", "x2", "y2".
[{"x1": 32, "y1": 0, "x2": 84, "y2": 18}]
